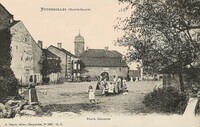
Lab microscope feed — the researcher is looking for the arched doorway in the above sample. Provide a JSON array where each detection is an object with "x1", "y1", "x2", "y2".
[{"x1": 101, "y1": 72, "x2": 109, "y2": 81}]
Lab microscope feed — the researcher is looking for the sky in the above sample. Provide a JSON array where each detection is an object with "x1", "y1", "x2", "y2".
[{"x1": 1, "y1": 0, "x2": 129, "y2": 54}]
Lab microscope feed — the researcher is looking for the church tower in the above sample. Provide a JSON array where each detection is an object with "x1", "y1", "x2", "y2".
[{"x1": 74, "y1": 31, "x2": 85, "y2": 56}]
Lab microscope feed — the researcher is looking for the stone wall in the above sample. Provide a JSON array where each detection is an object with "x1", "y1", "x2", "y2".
[
  {"x1": 10, "y1": 21, "x2": 43, "y2": 85},
  {"x1": 32, "y1": 37, "x2": 43, "y2": 84}
]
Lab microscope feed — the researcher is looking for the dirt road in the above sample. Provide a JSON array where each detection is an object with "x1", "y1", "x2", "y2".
[{"x1": 36, "y1": 81, "x2": 161, "y2": 115}]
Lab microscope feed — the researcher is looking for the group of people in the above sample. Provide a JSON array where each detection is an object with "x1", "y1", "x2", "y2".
[
  {"x1": 29, "y1": 75, "x2": 129, "y2": 105},
  {"x1": 87, "y1": 75, "x2": 128, "y2": 104}
]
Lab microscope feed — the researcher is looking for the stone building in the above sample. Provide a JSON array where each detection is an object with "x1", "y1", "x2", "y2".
[
  {"x1": 9, "y1": 21, "x2": 43, "y2": 85},
  {"x1": 0, "y1": 4, "x2": 43, "y2": 85},
  {"x1": 71, "y1": 57, "x2": 81, "y2": 81},
  {"x1": 73, "y1": 33, "x2": 129, "y2": 81},
  {"x1": 48, "y1": 43, "x2": 80, "y2": 82},
  {"x1": 80, "y1": 48, "x2": 129, "y2": 81}
]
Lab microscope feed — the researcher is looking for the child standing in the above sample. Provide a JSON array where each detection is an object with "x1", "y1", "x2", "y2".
[
  {"x1": 88, "y1": 86, "x2": 96, "y2": 103},
  {"x1": 108, "y1": 82, "x2": 114, "y2": 93}
]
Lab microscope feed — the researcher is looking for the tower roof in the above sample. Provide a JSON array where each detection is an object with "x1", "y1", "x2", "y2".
[{"x1": 74, "y1": 32, "x2": 84, "y2": 43}]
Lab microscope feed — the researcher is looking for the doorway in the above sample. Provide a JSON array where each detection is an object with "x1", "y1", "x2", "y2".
[{"x1": 101, "y1": 72, "x2": 109, "y2": 81}]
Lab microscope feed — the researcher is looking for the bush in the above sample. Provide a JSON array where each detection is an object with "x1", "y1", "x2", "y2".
[
  {"x1": 0, "y1": 29, "x2": 19, "y2": 102},
  {"x1": 42, "y1": 77, "x2": 50, "y2": 84},
  {"x1": 0, "y1": 68, "x2": 18, "y2": 97},
  {"x1": 143, "y1": 87, "x2": 189, "y2": 114}
]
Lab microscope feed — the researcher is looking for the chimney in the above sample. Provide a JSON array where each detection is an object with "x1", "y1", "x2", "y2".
[
  {"x1": 104, "y1": 46, "x2": 109, "y2": 51},
  {"x1": 57, "y1": 43, "x2": 62, "y2": 49},
  {"x1": 38, "y1": 40, "x2": 43, "y2": 48}
]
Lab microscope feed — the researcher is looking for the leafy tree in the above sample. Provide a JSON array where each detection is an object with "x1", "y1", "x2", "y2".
[
  {"x1": 0, "y1": 29, "x2": 18, "y2": 100},
  {"x1": 115, "y1": 0, "x2": 200, "y2": 92},
  {"x1": 40, "y1": 53, "x2": 62, "y2": 83},
  {"x1": 79, "y1": 60, "x2": 88, "y2": 74}
]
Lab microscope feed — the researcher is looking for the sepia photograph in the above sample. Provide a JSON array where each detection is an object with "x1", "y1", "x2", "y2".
[{"x1": 0, "y1": 0, "x2": 200, "y2": 127}]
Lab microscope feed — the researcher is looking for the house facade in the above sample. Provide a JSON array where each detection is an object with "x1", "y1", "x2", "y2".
[
  {"x1": 73, "y1": 33, "x2": 129, "y2": 81},
  {"x1": 80, "y1": 48, "x2": 129, "y2": 81},
  {"x1": 10, "y1": 21, "x2": 43, "y2": 85},
  {"x1": 0, "y1": 4, "x2": 43, "y2": 85},
  {"x1": 71, "y1": 57, "x2": 81, "y2": 81},
  {"x1": 48, "y1": 43, "x2": 80, "y2": 82}
]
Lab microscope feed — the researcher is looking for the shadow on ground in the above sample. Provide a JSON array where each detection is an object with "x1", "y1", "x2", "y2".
[{"x1": 41, "y1": 103, "x2": 101, "y2": 115}]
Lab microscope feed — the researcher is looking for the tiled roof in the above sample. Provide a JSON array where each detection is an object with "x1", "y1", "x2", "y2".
[
  {"x1": 43, "y1": 49, "x2": 60, "y2": 59},
  {"x1": 80, "y1": 49, "x2": 128, "y2": 67},
  {"x1": 49, "y1": 45, "x2": 77, "y2": 57},
  {"x1": 80, "y1": 49, "x2": 123, "y2": 58},
  {"x1": 60, "y1": 48, "x2": 76, "y2": 58}
]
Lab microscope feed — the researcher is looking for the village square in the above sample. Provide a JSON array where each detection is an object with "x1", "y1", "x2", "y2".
[{"x1": 0, "y1": 1, "x2": 200, "y2": 126}]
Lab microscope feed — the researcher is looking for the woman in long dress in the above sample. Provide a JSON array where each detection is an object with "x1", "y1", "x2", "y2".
[{"x1": 28, "y1": 82, "x2": 38, "y2": 104}]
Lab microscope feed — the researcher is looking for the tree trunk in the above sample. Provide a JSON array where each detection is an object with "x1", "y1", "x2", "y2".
[
  {"x1": 178, "y1": 70, "x2": 185, "y2": 92},
  {"x1": 163, "y1": 74, "x2": 171, "y2": 89}
]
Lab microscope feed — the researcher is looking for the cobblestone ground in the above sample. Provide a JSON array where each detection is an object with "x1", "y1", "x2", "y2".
[{"x1": 36, "y1": 81, "x2": 161, "y2": 115}]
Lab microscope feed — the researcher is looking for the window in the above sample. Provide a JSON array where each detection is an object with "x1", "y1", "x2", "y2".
[
  {"x1": 38, "y1": 75, "x2": 40, "y2": 82},
  {"x1": 78, "y1": 64, "x2": 80, "y2": 69},
  {"x1": 74, "y1": 63, "x2": 77, "y2": 69}
]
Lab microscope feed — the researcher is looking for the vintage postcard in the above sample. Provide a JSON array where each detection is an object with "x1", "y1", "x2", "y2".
[{"x1": 0, "y1": 0, "x2": 200, "y2": 127}]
